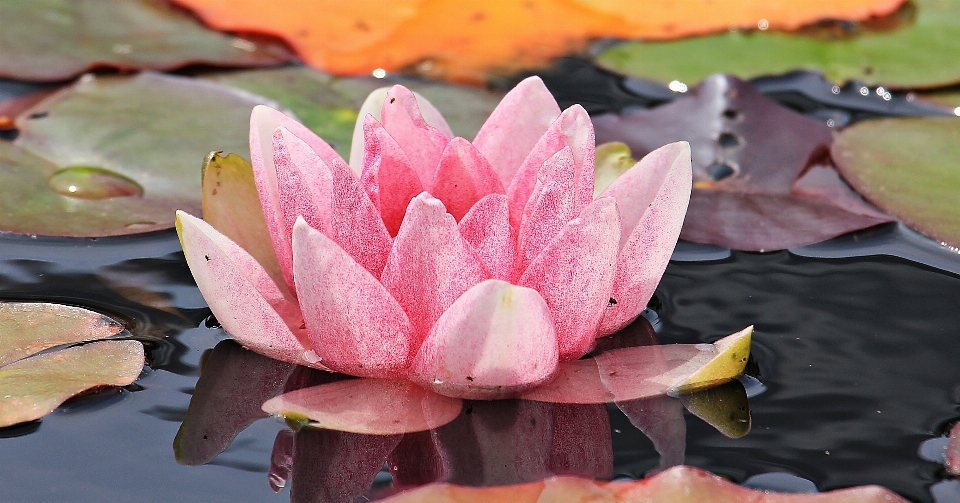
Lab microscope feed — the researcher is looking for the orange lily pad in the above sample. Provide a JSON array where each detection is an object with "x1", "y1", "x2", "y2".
[
  {"x1": 0, "y1": 302, "x2": 144, "y2": 428},
  {"x1": 377, "y1": 466, "x2": 910, "y2": 502},
  {"x1": 170, "y1": 0, "x2": 904, "y2": 83}
]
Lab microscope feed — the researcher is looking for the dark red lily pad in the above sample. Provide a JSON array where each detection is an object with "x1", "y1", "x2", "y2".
[
  {"x1": 593, "y1": 74, "x2": 894, "y2": 251},
  {"x1": 832, "y1": 116, "x2": 960, "y2": 249},
  {"x1": 0, "y1": 0, "x2": 291, "y2": 81}
]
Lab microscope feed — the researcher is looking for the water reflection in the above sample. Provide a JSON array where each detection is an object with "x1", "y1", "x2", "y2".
[{"x1": 175, "y1": 332, "x2": 752, "y2": 501}]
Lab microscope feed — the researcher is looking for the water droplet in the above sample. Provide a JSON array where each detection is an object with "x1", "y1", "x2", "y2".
[
  {"x1": 717, "y1": 132, "x2": 742, "y2": 148},
  {"x1": 48, "y1": 167, "x2": 143, "y2": 200},
  {"x1": 230, "y1": 38, "x2": 257, "y2": 52},
  {"x1": 706, "y1": 162, "x2": 736, "y2": 181},
  {"x1": 859, "y1": 87, "x2": 870, "y2": 96},
  {"x1": 668, "y1": 80, "x2": 688, "y2": 93},
  {"x1": 372, "y1": 68, "x2": 387, "y2": 79},
  {"x1": 953, "y1": 107, "x2": 960, "y2": 117},
  {"x1": 433, "y1": 378, "x2": 444, "y2": 385},
  {"x1": 757, "y1": 19, "x2": 770, "y2": 30},
  {"x1": 831, "y1": 85, "x2": 841, "y2": 94},
  {"x1": 302, "y1": 350, "x2": 322, "y2": 363}
]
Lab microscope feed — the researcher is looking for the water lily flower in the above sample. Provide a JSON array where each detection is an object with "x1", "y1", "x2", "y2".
[{"x1": 176, "y1": 76, "x2": 692, "y2": 400}]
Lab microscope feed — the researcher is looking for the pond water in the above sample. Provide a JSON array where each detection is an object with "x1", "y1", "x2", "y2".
[{"x1": 1, "y1": 224, "x2": 958, "y2": 503}]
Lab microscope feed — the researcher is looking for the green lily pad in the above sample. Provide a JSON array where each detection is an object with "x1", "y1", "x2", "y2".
[
  {"x1": 918, "y1": 89, "x2": 960, "y2": 112},
  {"x1": 595, "y1": 0, "x2": 960, "y2": 89},
  {"x1": 0, "y1": 302, "x2": 144, "y2": 428},
  {"x1": 0, "y1": 0, "x2": 291, "y2": 81},
  {"x1": 7, "y1": 72, "x2": 283, "y2": 237},
  {"x1": 832, "y1": 116, "x2": 960, "y2": 249},
  {"x1": 206, "y1": 66, "x2": 504, "y2": 159}
]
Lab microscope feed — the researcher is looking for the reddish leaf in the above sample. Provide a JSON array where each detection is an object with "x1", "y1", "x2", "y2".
[{"x1": 593, "y1": 74, "x2": 893, "y2": 251}]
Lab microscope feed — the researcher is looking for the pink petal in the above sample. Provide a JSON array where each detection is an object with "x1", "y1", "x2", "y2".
[
  {"x1": 515, "y1": 147, "x2": 577, "y2": 275},
  {"x1": 328, "y1": 157, "x2": 393, "y2": 278},
  {"x1": 473, "y1": 76, "x2": 561, "y2": 188},
  {"x1": 250, "y1": 106, "x2": 344, "y2": 289},
  {"x1": 381, "y1": 86, "x2": 451, "y2": 188},
  {"x1": 273, "y1": 127, "x2": 334, "y2": 289},
  {"x1": 549, "y1": 403, "x2": 614, "y2": 479},
  {"x1": 430, "y1": 137, "x2": 505, "y2": 221},
  {"x1": 458, "y1": 194, "x2": 516, "y2": 281},
  {"x1": 349, "y1": 88, "x2": 454, "y2": 173},
  {"x1": 292, "y1": 219, "x2": 414, "y2": 378},
  {"x1": 616, "y1": 396, "x2": 686, "y2": 472},
  {"x1": 598, "y1": 142, "x2": 692, "y2": 335},
  {"x1": 360, "y1": 115, "x2": 424, "y2": 236},
  {"x1": 518, "y1": 198, "x2": 620, "y2": 361},
  {"x1": 175, "y1": 211, "x2": 317, "y2": 368},
  {"x1": 519, "y1": 358, "x2": 611, "y2": 404},
  {"x1": 262, "y1": 378, "x2": 463, "y2": 435},
  {"x1": 409, "y1": 280, "x2": 559, "y2": 400},
  {"x1": 380, "y1": 193, "x2": 490, "y2": 341},
  {"x1": 506, "y1": 105, "x2": 595, "y2": 228}
]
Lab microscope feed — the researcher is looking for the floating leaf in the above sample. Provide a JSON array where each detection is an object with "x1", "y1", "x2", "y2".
[
  {"x1": 0, "y1": 302, "x2": 122, "y2": 367},
  {"x1": 377, "y1": 466, "x2": 910, "y2": 502},
  {"x1": 520, "y1": 326, "x2": 752, "y2": 404},
  {"x1": 918, "y1": 89, "x2": 960, "y2": 112},
  {"x1": 593, "y1": 75, "x2": 893, "y2": 251},
  {"x1": 262, "y1": 378, "x2": 463, "y2": 435},
  {"x1": 6, "y1": 72, "x2": 281, "y2": 237},
  {"x1": 595, "y1": 0, "x2": 960, "y2": 89},
  {"x1": 832, "y1": 116, "x2": 960, "y2": 248},
  {"x1": 205, "y1": 66, "x2": 503, "y2": 158},
  {"x1": 0, "y1": 0, "x2": 291, "y2": 81},
  {"x1": 171, "y1": 0, "x2": 900, "y2": 83},
  {"x1": 0, "y1": 301, "x2": 143, "y2": 428}
]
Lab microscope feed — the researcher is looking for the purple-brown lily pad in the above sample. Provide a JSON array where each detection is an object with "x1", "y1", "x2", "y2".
[
  {"x1": 6, "y1": 72, "x2": 284, "y2": 237},
  {"x1": 593, "y1": 74, "x2": 894, "y2": 251},
  {"x1": 0, "y1": 302, "x2": 143, "y2": 427},
  {"x1": 0, "y1": 0, "x2": 291, "y2": 81},
  {"x1": 832, "y1": 116, "x2": 960, "y2": 249}
]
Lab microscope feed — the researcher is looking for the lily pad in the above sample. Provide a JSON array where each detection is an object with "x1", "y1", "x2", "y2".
[
  {"x1": 595, "y1": 0, "x2": 960, "y2": 89},
  {"x1": 832, "y1": 116, "x2": 960, "y2": 249},
  {"x1": 377, "y1": 466, "x2": 910, "y2": 502},
  {"x1": 0, "y1": 302, "x2": 143, "y2": 428},
  {"x1": 205, "y1": 66, "x2": 503, "y2": 158},
  {"x1": 6, "y1": 72, "x2": 283, "y2": 237},
  {"x1": 593, "y1": 74, "x2": 893, "y2": 251},
  {"x1": 172, "y1": 0, "x2": 900, "y2": 83},
  {"x1": 0, "y1": 0, "x2": 291, "y2": 81}
]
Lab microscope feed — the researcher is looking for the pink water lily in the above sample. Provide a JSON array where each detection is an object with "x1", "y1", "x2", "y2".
[{"x1": 176, "y1": 76, "x2": 692, "y2": 400}]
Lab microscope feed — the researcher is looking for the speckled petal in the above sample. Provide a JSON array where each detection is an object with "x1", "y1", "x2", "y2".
[
  {"x1": 292, "y1": 218, "x2": 414, "y2": 378},
  {"x1": 176, "y1": 211, "x2": 317, "y2": 368},
  {"x1": 430, "y1": 137, "x2": 505, "y2": 221},
  {"x1": 250, "y1": 106, "x2": 344, "y2": 290},
  {"x1": 458, "y1": 194, "x2": 516, "y2": 281},
  {"x1": 473, "y1": 77, "x2": 561, "y2": 188},
  {"x1": 381, "y1": 86, "x2": 451, "y2": 188},
  {"x1": 380, "y1": 193, "x2": 490, "y2": 341},
  {"x1": 518, "y1": 198, "x2": 620, "y2": 361},
  {"x1": 328, "y1": 158, "x2": 393, "y2": 278},
  {"x1": 273, "y1": 127, "x2": 334, "y2": 289},
  {"x1": 516, "y1": 147, "x2": 576, "y2": 276},
  {"x1": 598, "y1": 142, "x2": 692, "y2": 335},
  {"x1": 409, "y1": 280, "x2": 559, "y2": 400},
  {"x1": 360, "y1": 115, "x2": 424, "y2": 236},
  {"x1": 507, "y1": 105, "x2": 595, "y2": 228}
]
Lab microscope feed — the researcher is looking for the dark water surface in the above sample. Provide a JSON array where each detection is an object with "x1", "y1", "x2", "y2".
[{"x1": 1, "y1": 230, "x2": 959, "y2": 502}]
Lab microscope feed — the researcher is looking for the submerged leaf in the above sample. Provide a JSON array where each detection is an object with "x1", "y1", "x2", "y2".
[
  {"x1": 0, "y1": 0, "x2": 291, "y2": 81},
  {"x1": 832, "y1": 117, "x2": 960, "y2": 249},
  {"x1": 171, "y1": 0, "x2": 901, "y2": 83},
  {"x1": 593, "y1": 75, "x2": 893, "y2": 251},
  {"x1": 7, "y1": 73, "x2": 280, "y2": 237},
  {"x1": 596, "y1": 0, "x2": 960, "y2": 89},
  {"x1": 0, "y1": 340, "x2": 143, "y2": 427}
]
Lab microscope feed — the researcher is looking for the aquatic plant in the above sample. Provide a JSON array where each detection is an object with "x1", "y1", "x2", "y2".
[{"x1": 176, "y1": 76, "x2": 694, "y2": 399}]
